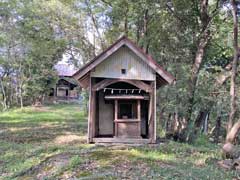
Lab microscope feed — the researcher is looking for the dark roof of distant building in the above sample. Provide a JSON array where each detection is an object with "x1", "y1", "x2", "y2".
[
  {"x1": 59, "y1": 77, "x2": 78, "y2": 86},
  {"x1": 54, "y1": 64, "x2": 77, "y2": 77}
]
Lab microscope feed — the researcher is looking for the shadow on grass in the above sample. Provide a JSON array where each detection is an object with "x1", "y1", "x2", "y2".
[
  {"x1": 0, "y1": 104, "x2": 87, "y2": 144},
  {"x1": 84, "y1": 143, "x2": 236, "y2": 179},
  {"x1": 0, "y1": 124, "x2": 87, "y2": 143}
]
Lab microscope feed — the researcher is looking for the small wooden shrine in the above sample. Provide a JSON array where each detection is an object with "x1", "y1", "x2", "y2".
[{"x1": 73, "y1": 36, "x2": 175, "y2": 143}]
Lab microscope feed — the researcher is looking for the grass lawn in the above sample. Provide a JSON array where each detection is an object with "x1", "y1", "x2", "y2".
[{"x1": 0, "y1": 104, "x2": 237, "y2": 179}]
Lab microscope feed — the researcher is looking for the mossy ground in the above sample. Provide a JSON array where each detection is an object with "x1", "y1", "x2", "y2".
[{"x1": 0, "y1": 104, "x2": 237, "y2": 179}]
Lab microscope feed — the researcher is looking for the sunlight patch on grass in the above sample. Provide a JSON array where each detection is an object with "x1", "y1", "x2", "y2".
[
  {"x1": 53, "y1": 134, "x2": 86, "y2": 145},
  {"x1": 128, "y1": 149, "x2": 176, "y2": 162}
]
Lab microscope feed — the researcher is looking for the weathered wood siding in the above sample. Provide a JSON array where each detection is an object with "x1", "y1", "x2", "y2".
[
  {"x1": 98, "y1": 91, "x2": 114, "y2": 135},
  {"x1": 91, "y1": 47, "x2": 155, "y2": 81}
]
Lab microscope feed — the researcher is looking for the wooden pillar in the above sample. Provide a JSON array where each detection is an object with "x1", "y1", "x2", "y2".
[
  {"x1": 137, "y1": 99, "x2": 141, "y2": 135},
  {"x1": 148, "y1": 90, "x2": 153, "y2": 141},
  {"x1": 92, "y1": 91, "x2": 96, "y2": 138},
  {"x1": 88, "y1": 77, "x2": 96, "y2": 143},
  {"x1": 95, "y1": 91, "x2": 99, "y2": 137},
  {"x1": 153, "y1": 80, "x2": 156, "y2": 143},
  {"x1": 114, "y1": 99, "x2": 118, "y2": 137},
  {"x1": 148, "y1": 81, "x2": 156, "y2": 143},
  {"x1": 87, "y1": 78, "x2": 92, "y2": 143}
]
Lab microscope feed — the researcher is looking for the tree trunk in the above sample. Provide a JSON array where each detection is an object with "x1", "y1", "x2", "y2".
[
  {"x1": 186, "y1": 0, "x2": 211, "y2": 123},
  {"x1": 165, "y1": 113, "x2": 172, "y2": 132},
  {"x1": 124, "y1": 7, "x2": 129, "y2": 36},
  {"x1": 19, "y1": 63, "x2": 24, "y2": 109},
  {"x1": 143, "y1": 9, "x2": 149, "y2": 53},
  {"x1": 186, "y1": 29, "x2": 210, "y2": 123},
  {"x1": 226, "y1": 121, "x2": 240, "y2": 144},
  {"x1": 214, "y1": 116, "x2": 221, "y2": 143},
  {"x1": 227, "y1": 0, "x2": 238, "y2": 133},
  {"x1": 0, "y1": 78, "x2": 7, "y2": 110},
  {"x1": 85, "y1": 0, "x2": 105, "y2": 50},
  {"x1": 203, "y1": 112, "x2": 209, "y2": 134},
  {"x1": 136, "y1": 17, "x2": 141, "y2": 44},
  {"x1": 19, "y1": 85, "x2": 23, "y2": 109},
  {"x1": 188, "y1": 110, "x2": 209, "y2": 142},
  {"x1": 159, "y1": 107, "x2": 165, "y2": 127},
  {"x1": 194, "y1": 111, "x2": 207, "y2": 131}
]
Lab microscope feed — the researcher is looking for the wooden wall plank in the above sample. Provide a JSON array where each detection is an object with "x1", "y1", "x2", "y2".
[
  {"x1": 91, "y1": 47, "x2": 155, "y2": 81},
  {"x1": 75, "y1": 41, "x2": 125, "y2": 80}
]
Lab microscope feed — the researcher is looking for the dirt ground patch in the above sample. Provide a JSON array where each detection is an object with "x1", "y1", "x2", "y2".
[
  {"x1": 54, "y1": 134, "x2": 86, "y2": 145},
  {"x1": 18, "y1": 153, "x2": 72, "y2": 180}
]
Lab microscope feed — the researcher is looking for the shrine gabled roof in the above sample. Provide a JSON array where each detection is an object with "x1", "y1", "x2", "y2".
[{"x1": 73, "y1": 36, "x2": 175, "y2": 86}]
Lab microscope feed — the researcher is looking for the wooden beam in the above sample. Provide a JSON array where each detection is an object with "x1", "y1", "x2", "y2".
[
  {"x1": 92, "y1": 78, "x2": 152, "y2": 92},
  {"x1": 93, "y1": 137, "x2": 151, "y2": 144},
  {"x1": 78, "y1": 73, "x2": 90, "y2": 89},
  {"x1": 114, "y1": 119, "x2": 140, "y2": 123},
  {"x1": 105, "y1": 95, "x2": 145, "y2": 100}
]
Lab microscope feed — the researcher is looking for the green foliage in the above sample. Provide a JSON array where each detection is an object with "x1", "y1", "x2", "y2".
[
  {"x1": 68, "y1": 155, "x2": 84, "y2": 168},
  {"x1": 194, "y1": 134, "x2": 212, "y2": 148},
  {"x1": 0, "y1": 0, "x2": 95, "y2": 108}
]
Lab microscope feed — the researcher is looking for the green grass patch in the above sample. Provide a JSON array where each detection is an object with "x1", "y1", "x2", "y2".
[{"x1": 0, "y1": 104, "x2": 237, "y2": 179}]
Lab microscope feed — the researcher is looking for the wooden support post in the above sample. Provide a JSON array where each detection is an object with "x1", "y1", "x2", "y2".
[
  {"x1": 95, "y1": 92, "x2": 99, "y2": 137},
  {"x1": 92, "y1": 91, "x2": 96, "y2": 139},
  {"x1": 88, "y1": 77, "x2": 96, "y2": 143},
  {"x1": 148, "y1": 81, "x2": 156, "y2": 143},
  {"x1": 148, "y1": 91, "x2": 153, "y2": 140},
  {"x1": 87, "y1": 78, "x2": 92, "y2": 143},
  {"x1": 114, "y1": 99, "x2": 118, "y2": 137},
  {"x1": 137, "y1": 99, "x2": 141, "y2": 136},
  {"x1": 153, "y1": 80, "x2": 156, "y2": 143}
]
